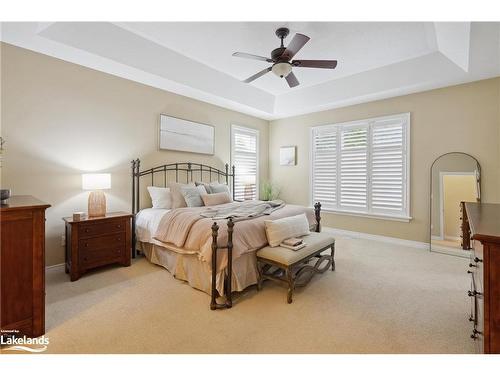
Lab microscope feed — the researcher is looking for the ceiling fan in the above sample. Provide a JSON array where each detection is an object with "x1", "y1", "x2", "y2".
[{"x1": 232, "y1": 27, "x2": 338, "y2": 88}]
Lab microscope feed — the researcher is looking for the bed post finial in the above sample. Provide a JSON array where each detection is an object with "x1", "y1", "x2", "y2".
[
  {"x1": 226, "y1": 217, "x2": 234, "y2": 308},
  {"x1": 210, "y1": 221, "x2": 219, "y2": 310},
  {"x1": 314, "y1": 202, "x2": 321, "y2": 233},
  {"x1": 231, "y1": 165, "x2": 236, "y2": 201}
]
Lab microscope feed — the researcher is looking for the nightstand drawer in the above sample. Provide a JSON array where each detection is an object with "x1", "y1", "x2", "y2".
[
  {"x1": 79, "y1": 233, "x2": 125, "y2": 251},
  {"x1": 81, "y1": 247, "x2": 124, "y2": 268},
  {"x1": 79, "y1": 219, "x2": 127, "y2": 238}
]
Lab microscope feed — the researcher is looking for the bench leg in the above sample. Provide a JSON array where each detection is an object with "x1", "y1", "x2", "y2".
[
  {"x1": 286, "y1": 267, "x2": 294, "y2": 304},
  {"x1": 257, "y1": 263, "x2": 263, "y2": 291},
  {"x1": 331, "y1": 244, "x2": 335, "y2": 271}
]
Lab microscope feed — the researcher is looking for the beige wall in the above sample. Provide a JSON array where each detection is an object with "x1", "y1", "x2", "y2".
[
  {"x1": 270, "y1": 77, "x2": 500, "y2": 243},
  {"x1": 0, "y1": 43, "x2": 269, "y2": 266}
]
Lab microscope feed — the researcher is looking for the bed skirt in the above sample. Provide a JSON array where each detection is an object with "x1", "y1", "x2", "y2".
[{"x1": 138, "y1": 241, "x2": 259, "y2": 296}]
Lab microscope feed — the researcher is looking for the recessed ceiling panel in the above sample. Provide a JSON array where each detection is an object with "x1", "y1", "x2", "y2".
[{"x1": 118, "y1": 22, "x2": 438, "y2": 95}]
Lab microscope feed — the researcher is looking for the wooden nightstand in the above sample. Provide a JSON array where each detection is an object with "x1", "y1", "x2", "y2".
[{"x1": 63, "y1": 212, "x2": 133, "y2": 281}]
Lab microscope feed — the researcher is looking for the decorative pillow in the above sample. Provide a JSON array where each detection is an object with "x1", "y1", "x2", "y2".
[
  {"x1": 209, "y1": 182, "x2": 231, "y2": 196},
  {"x1": 168, "y1": 182, "x2": 195, "y2": 209},
  {"x1": 195, "y1": 181, "x2": 213, "y2": 194},
  {"x1": 181, "y1": 185, "x2": 207, "y2": 207},
  {"x1": 201, "y1": 192, "x2": 232, "y2": 206},
  {"x1": 147, "y1": 186, "x2": 172, "y2": 209},
  {"x1": 264, "y1": 213, "x2": 310, "y2": 247}
]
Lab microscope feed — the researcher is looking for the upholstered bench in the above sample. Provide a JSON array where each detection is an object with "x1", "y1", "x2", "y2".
[{"x1": 256, "y1": 231, "x2": 335, "y2": 304}]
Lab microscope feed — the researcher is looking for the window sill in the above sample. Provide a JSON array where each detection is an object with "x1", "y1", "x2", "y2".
[{"x1": 318, "y1": 208, "x2": 412, "y2": 222}]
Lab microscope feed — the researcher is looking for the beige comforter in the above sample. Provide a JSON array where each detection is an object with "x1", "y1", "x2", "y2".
[{"x1": 153, "y1": 201, "x2": 315, "y2": 271}]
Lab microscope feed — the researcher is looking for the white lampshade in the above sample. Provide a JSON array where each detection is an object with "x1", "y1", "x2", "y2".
[
  {"x1": 272, "y1": 62, "x2": 292, "y2": 78},
  {"x1": 82, "y1": 173, "x2": 111, "y2": 190}
]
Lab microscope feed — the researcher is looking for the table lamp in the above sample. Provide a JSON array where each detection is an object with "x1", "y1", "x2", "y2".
[{"x1": 82, "y1": 173, "x2": 111, "y2": 217}]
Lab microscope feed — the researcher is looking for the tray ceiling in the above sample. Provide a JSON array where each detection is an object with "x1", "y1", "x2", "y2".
[{"x1": 1, "y1": 22, "x2": 499, "y2": 119}]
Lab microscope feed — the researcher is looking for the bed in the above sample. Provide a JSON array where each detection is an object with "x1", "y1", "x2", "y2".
[{"x1": 131, "y1": 159, "x2": 321, "y2": 310}]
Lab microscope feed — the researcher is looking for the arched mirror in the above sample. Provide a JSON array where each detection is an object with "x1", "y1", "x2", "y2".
[{"x1": 430, "y1": 152, "x2": 481, "y2": 257}]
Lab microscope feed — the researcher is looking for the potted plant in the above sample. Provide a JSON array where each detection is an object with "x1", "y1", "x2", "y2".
[{"x1": 261, "y1": 181, "x2": 281, "y2": 201}]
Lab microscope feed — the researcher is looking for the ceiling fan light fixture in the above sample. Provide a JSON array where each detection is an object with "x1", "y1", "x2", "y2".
[{"x1": 272, "y1": 62, "x2": 292, "y2": 78}]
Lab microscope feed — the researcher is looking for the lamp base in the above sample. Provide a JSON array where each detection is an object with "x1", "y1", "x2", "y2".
[{"x1": 88, "y1": 191, "x2": 106, "y2": 217}]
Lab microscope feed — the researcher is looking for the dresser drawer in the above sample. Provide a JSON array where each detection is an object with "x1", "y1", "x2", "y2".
[
  {"x1": 79, "y1": 219, "x2": 127, "y2": 238},
  {"x1": 79, "y1": 232, "x2": 125, "y2": 252},
  {"x1": 472, "y1": 240, "x2": 484, "y2": 293},
  {"x1": 474, "y1": 292, "x2": 485, "y2": 353},
  {"x1": 81, "y1": 247, "x2": 124, "y2": 268}
]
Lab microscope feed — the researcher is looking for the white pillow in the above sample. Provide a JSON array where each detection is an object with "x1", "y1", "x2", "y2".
[
  {"x1": 209, "y1": 182, "x2": 231, "y2": 196},
  {"x1": 264, "y1": 213, "x2": 310, "y2": 247},
  {"x1": 147, "y1": 186, "x2": 172, "y2": 209}
]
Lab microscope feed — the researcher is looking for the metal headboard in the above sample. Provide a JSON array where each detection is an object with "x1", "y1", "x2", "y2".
[{"x1": 131, "y1": 159, "x2": 235, "y2": 216}]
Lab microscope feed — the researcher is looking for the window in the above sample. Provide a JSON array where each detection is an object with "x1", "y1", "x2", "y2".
[
  {"x1": 311, "y1": 113, "x2": 410, "y2": 220},
  {"x1": 231, "y1": 125, "x2": 259, "y2": 200}
]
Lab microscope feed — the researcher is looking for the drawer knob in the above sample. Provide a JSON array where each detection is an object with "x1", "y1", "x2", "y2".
[
  {"x1": 468, "y1": 315, "x2": 474, "y2": 322},
  {"x1": 471, "y1": 328, "x2": 482, "y2": 340},
  {"x1": 469, "y1": 263, "x2": 477, "y2": 268},
  {"x1": 84, "y1": 243, "x2": 89, "y2": 247},
  {"x1": 116, "y1": 225, "x2": 121, "y2": 228},
  {"x1": 468, "y1": 290, "x2": 482, "y2": 297},
  {"x1": 467, "y1": 270, "x2": 473, "y2": 274},
  {"x1": 474, "y1": 257, "x2": 483, "y2": 263},
  {"x1": 85, "y1": 228, "x2": 90, "y2": 233}
]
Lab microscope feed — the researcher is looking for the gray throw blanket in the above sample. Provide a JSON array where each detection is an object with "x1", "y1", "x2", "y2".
[{"x1": 200, "y1": 199, "x2": 285, "y2": 221}]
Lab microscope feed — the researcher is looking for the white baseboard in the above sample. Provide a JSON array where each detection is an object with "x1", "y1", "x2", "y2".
[
  {"x1": 429, "y1": 244, "x2": 470, "y2": 258},
  {"x1": 46, "y1": 263, "x2": 65, "y2": 272},
  {"x1": 322, "y1": 226, "x2": 429, "y2": 250}
]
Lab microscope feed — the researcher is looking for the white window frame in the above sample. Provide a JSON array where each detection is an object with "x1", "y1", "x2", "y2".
[
  {"x1": 310, "y1": 113, "x2": 411, "y2": 222},
  {"x1": 231, "y1": 124, "x2": 260, "y2": 200}
]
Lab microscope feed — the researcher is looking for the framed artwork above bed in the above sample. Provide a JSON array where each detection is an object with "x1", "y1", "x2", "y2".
[{"x1": 160, "y1": 114, "x2": 215, "y2": 155}]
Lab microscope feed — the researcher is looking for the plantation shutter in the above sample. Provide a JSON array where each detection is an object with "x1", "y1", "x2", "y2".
[
  {"x1": 339, "y1": 125, "x2": 368, "y2": 210},
  {"x1": 232, "y1": 126, "x2": 259, "y2": 201},
  {"x1": 312, "y1": 127, "x2": 338, "y2": 209},
  {"x1": 370, "y1": 118, "x2": 407, "y2": 215},
  {"x1": 310, "y1": 113, "x2": 409, "y2": 219}
]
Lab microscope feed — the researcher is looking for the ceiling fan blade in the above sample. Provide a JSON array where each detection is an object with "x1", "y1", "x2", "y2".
[
  {"x1": 285, "y1": 71, "x2": 299, "y2": 88},
  {"x1": 233, "y1": 52, "x2": 273, "y2": 63},
  {"x1": 282, "y1": 33, "x2": 310, "y2": 60},
  {"x1": 243, "y1": 67, "x2": 272, "y2": 83},
  {"x1": 292, "y1": 59, "x2": 338, "y2": 69}
]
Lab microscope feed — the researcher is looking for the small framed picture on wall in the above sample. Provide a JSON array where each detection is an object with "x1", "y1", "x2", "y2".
[{"x1": 280, "y1": 146, "x2": 296, "y2": 166}]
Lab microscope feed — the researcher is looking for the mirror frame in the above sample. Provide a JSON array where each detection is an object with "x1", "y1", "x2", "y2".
[{"x1": 429, "y1": 152, "x2": 481, "y2": 252}]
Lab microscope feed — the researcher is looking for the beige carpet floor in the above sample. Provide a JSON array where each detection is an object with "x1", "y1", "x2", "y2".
[{"x1": 42, "y1": 235, "x2": 475, "y2": 354}]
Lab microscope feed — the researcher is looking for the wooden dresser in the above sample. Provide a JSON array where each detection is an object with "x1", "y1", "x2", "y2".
[
  {"x1": 63, "y1": 212, "x2": 132, "y2": 281},
  {"x1": 463, "y1": 202, "x2": 500, "y2": 354},
  {"x1": 1, "y1": 195, "x2": 50, "y2": 338}
]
